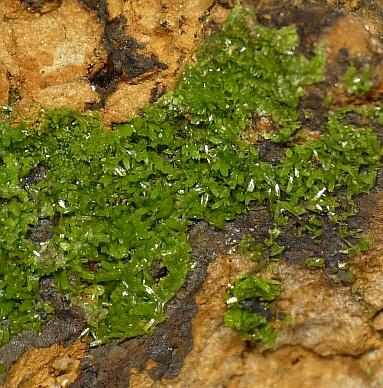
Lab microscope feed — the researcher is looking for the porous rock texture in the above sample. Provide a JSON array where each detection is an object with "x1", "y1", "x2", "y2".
[
  {"x1": 0, "y1": 0, "x2": 102, "y2": 115},
  {"x1": 0, "y1": 0, "x2": 230, "y2": 125}
]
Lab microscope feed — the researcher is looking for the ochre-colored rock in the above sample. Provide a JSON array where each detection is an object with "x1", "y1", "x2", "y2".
[
  {"x1": 0, "y1": 0, "x2": 102, "y2": 116},
  {"x1": 0, "y1": 0, "x2": 231, "y2": 124},
  {"x1": 323, "y1": 14, "x2": 372, "y2": 62},
  {"x1": 2, "y1": 340, "x2": 87, "y2": 388}
]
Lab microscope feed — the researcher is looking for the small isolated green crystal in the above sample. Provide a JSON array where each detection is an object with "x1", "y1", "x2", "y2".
[
  {"x1": 224, "y1": 274, "x2": 281, "y2": 346},
  {"x1": 344, "y1": 64, "x2": 373, "y2": 95},
  {"x1": 305, "y1": 257, "x2": 326, "y2": 269}
]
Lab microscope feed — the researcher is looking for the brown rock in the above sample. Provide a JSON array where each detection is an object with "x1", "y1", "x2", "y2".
[
  {"x1": 0, "y1": 0, "x2": 102, "y2": 116},
  {"x1": 232, "y1": 346, "x2": 370, "y2": 388},
  {"x1": 0, "y1": 0, "x2": 231, "y2": 124},
  {"x1": 353, "y1": 203, "x2": 383, "y2": 311},
  {"x1": 2, "y1": 340, "x2": 87, "y2": 388},
  {"x1": 0, "y1": 65, "x2": 9, "y2": 106},
  {"x1": 323, "y1": 15, "x2": 371, "y2": 62},
  {"x1": 106, "y1": 0, "x2": 124, "y2": 19},
  {"x1": 275, "y1": 263, "x2": 379, "y2": 356}
]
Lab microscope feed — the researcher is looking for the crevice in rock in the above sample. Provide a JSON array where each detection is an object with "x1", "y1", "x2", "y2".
[{"x1": 79, "y1": 0, "x2": 168, "y2": 109}]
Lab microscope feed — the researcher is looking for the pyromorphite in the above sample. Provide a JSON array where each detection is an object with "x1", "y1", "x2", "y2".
[
  {"x1": 225, "y1": 274, "x2": 281, "y2": 345},
  {"x1": 0, "y1": 6, "x2": 381, "y2": 347}
]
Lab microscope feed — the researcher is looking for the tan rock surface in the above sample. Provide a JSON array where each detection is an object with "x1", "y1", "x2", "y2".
[
  {"x1": 2, "y1": 340, "x2": 87, "y2": 388},
  {"x1": 0, "y1": 0, "x2": 102, "y2": 116},
  {"x1": 353, "y1": 203, "x2": 383, "y2": 310},
  {"x1": 0, "y1": 0, "x2": 231, "y2": 124},
  {"x1": 275, "y1": 263, "x2": 379, "y2": 356},
  {"x1": 323, "y1": 14, "x2": 372, "y2": 62}
]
